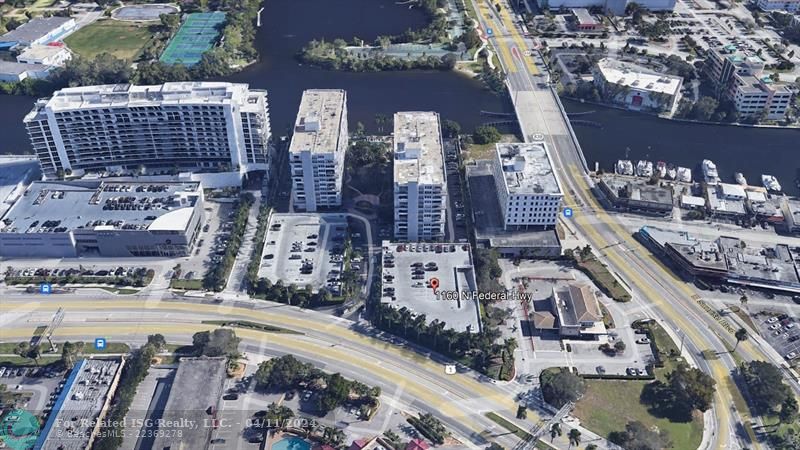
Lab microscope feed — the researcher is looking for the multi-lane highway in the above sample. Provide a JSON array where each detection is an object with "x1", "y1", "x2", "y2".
[
  {"x1": 0, "y1": 293, "x2": 543, "y2": 449},
  {"x1": 465, "y1": 0, "x2": 800, "y2": 448}
]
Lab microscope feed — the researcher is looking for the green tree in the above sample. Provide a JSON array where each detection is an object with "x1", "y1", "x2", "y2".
[
  {"x1": 147, "y1": 334, "x2": 167, "y2": 352},
  {"x1": 442, "y1": 119, "x2": 462, "y2": 138},
  {"x1": 568, "y1": 428, "x2": 581, "y2": 448},
  {"x1": 321, "y1": 426, "x2": 346, "y2": 447},
  {"x1": 741, "y1": 361, "x2": 790, "y2": 413},
  {"x1": 614, "y1": 340, "x2": 626, "y2": 353},
  {"x1": 541, "y1": 368, "x2": 586, "y2": 408},
  {"x1": 609, "y1": 421, "x2": 671, "y2": 450},
  {"x1": 734, "y1": 328, "x2": 748, "y2": 351},
  {"x1": 779, "y1": 396, "x2": 798, "y2": 424},
  {"x1": 549, "y1": 423, "x2": 562, "y2": 442},
  {"x1": 316, "y1": 373, "x2": 350, "y2": 414},
  {"x1": 262, "y1": 402, "x2": 294, "y2": 430},
  {"x1": 192, "y1": 329, "x2": 240, "y2": 357},
  {"x1": 61, "y1": 341, "x2": 85, "y2": 369},
  {"x1": 691, "y1": 96, "x2": 719, "y2": 121},
  {"x1": 472, "y1": 125, "x2": 501, "y2": 145},
  {"x1": 516, "y1": 404, "x2": 527, "y2": 419}
]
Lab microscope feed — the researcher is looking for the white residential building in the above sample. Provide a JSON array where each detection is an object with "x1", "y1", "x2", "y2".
[
  {"x1": 393, "y1": 112, "x2": 447, "y2": 241},
  {"x1": 705, "y1": 49, "x2": 793, "y2": 120},
  {"x1": 289, "y1": 89, "x2": 348, "y2": 211},
  {"x1": 17, "y1": 45, "x2": 71, "y2": 67},
  {"x1": 492, "y1": 142, "x2": 563, "y2": 230},
  {"x1": 593, "y1": 58, "x2": 683, "y2": 113},
  {"x1": 756, "y1": 0, "x2": 800, "y2": 12},
  {"x1": 24, "y1": 82, "x2": 271, "y2": 184}
]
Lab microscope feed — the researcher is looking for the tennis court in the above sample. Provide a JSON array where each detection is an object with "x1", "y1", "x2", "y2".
[
  {"x1": 159, "y1": 12, "x2": 226, "y2": 66},
  {"x1": 113, "y1": 4, "x2": 179, "y2": 21}
]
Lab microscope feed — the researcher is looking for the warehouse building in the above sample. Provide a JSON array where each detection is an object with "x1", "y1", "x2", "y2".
[
  {"x1": 0, "y1": 17, "x2": 75, "y2": 50},
  {"x1": 289, "y1": 89, "x2": 348, "y2": 211},
  {"x1": 0, "y1": 180, "x2": 204, "y2": 257}
]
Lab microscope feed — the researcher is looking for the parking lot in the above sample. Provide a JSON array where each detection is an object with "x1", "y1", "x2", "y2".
[
  {"x1": 258, "y1": 213, "x2": 348, "y2": 293},
  {"x1": 444, "y1": 138, "x2": 468, "y2": 242},
  {"x1": 0, "y1": 364, "x2": 68, "y2": 416},
  {"x1": 756, "y1": 312, "x2": 800, "y2": 364},
  {"x1": 174, "y1": 201, "x2": 233, "y2": 283},
  {"x1": 380, "y1": 241, "x2": 481, "y2": 333}
]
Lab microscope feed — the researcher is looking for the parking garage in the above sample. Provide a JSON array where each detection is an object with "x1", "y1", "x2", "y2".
[{"x1": 258, "y1": 213, "x2": 348, "y2": 293}]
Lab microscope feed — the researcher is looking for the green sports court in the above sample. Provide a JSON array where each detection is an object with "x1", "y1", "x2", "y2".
[{"x1": 159, "y1": 12, "x2": 226, "y2": 66}]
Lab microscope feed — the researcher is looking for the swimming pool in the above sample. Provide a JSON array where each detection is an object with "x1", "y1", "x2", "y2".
[{"x1": 272, "y1": 436, "x2": 312, "y2": 450}]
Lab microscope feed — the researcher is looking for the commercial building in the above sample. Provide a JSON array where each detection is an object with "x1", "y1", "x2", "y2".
[
  {"x1": 570, "y1": 8, "x2": 603, "y2": 31},
  {"x1": 0, "y1": 17, "x2": 75, "y2": 50},
  {"x1": 598, "y1": 175, "x2": 674, "y2": 215},
  {"x1": 24, "y1": 82, "x2": 272, "y2": 184},
  {"x1": 0, "y1": 156, "x2": 39, "y2": 219},
  {"x1": 492, "y1": 142, "x2": 563, "y2": 230},
  {"x1": 639, "y1": 225, "x2": 800, "y2": 293},
  {"x1": 151, "y1": 357, "x2": 228, "y2": 450},
  {"x1": 289, "y1": 89, "x2": 348, "y2": 211},
  {"x1": 0, "y1": 180, "x2": 204, "y2": 257},
  {"x1": 393, "y1": 112, "x2": 447, "y2": 241},
  {"x1": 706, "y1": 185, "x2": 747, "y2": 218},
  {"x1": 17, "y1": 44, "x2": 72, "y2": 66},
  {"x1": 381, "y1": 241, "x2": 481, "y2": 333},
  {"x1": 34, "y1": 358, "x2": 124, "y2": 450},
  {"x1": 782, "y1": 198, "x2": 800, "y2": 233},
  {"x1": 531, "y1": 284, "x2": 606, "y2": 338},
  {"x1": 466, "y1": 159, "x2": 562, "y2": 257},
  {"x1": 705, "y1": 49, "x2": 793, "y2": 120},
  {"x1": 593, "y1": 58, "x2": 683, "y2": 113},
  {"x1": 756, "y1": 0, "x2": 800, "y2": 12},
  {"x1": 537, "y1": 0, "x2": 675, "y2": 15},
  {"x1": 0, "y1": 60, "x2": 47, "y2": 82}
]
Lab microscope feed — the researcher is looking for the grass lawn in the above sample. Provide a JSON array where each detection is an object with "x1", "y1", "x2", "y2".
[
  {"x1": 464, "y1": 134, "x2": 517, "y2": 162},
  {"x1": 575, "y1": 321, "x2": 702, "y2": 449},
  {"x1": 577, "y1": 256, "x2": 631, "y2": 302},
  {"x1": 0, "y1": 341, "x2": 129, "y2": 355},
  {"x1": 574, "y1": 378, "x2": 703, "y2": 450},
  {"x1": 170, "y1": 278, "x2": 204, "y2": 290},
  {"x1": 484, "y1": 412, "x2": 532, "y2": 440},
  {"x1": 64, "y1": 20, "x2": 156, "y2": 60},
  {"x1": 99, "y1": 287, "x2": 140, "y2": 295}
]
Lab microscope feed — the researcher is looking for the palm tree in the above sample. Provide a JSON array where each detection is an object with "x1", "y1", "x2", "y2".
[
  {"x1": 739, "y1": 294, "x2": 749, "y2": 309},
  {"x1": 734, "y1": 327, "x2": 748, "y2": 351},
  {"x1": 567, "y1": 428, "x2": 581, "y2": 448},
  {"x1": 549, "y1": 423, "x2": 562, "y2": 442}
]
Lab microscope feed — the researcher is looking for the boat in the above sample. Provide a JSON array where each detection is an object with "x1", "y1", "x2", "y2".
[
  {"x1": 636, "y1": 160, "x2": 653, "y2": 177},
  {"x1": 702, "y1": 159, "x2": 720, "y2": 184},
  {"x1": 616, "y1": 160, "x2": 634, "y2": 176},
  {"x1": 677, "y1": 166, "x2": 692, "y2": 183},
  {"x1": 666, "y1": 165, "x2": 677, "y2": 180},
  {"x1": 762, "y1": 174, "x2": 782, "y2": 192},
  {"x1": 734, "y1": 172, "x2": 747, "y2": 186},
  {"x1": 656, "y1": 161, "x2": 667, "y2": 178}
]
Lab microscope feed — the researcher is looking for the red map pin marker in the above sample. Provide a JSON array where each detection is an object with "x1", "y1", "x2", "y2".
[{"x1": 429, "y1": 277, "x2": 440, "y2": 293}]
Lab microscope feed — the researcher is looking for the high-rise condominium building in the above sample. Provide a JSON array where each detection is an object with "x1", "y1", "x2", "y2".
[
  {"x1": 24, "y1": 82, "x2": 271, "y2": 179},
  {"x1": 492, "y1": 142, "x2": 563, "y2": 230},
  {"x1": 705, "y1": 49, "x2": 793, "y2": 120},
  {"x1": 393, "y1": 111, "x2": 447, "y2": 242},
  {"x1": 289, "y1": 89, "x2": 348, "y2": 211}
]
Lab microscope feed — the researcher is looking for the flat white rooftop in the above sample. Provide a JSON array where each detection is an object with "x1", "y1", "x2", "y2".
[
  {"x1": 596, "y1": 58, "x2": 682, "y2": 96},
  {"x1": 0, "y1": 180, "x2": 201, "y2": 234},
  {"x1": 393, "y1": 111, "x2": 444, "y2": 185},
  {"x1": 496, "y1": 142, "x2": 562, "y2": 195},
  {"x1": 26, "y1": 82, "x2": 266, "y2": 119},
  {"x1": 289, "y1": 89, "x2": 346, "y2": 155}
]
